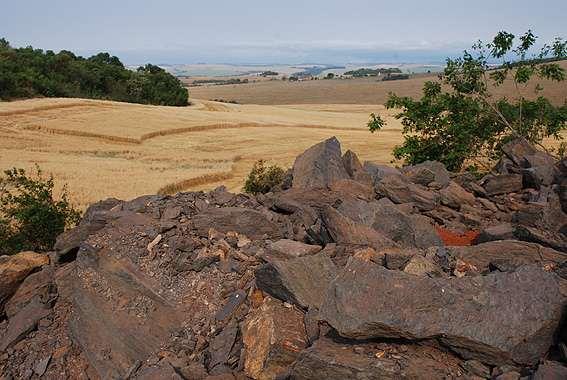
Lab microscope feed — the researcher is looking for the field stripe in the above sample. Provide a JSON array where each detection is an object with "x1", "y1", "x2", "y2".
[
  {"x1": 20, "y1": 122, "x2": 374, "y2": 145},
  {"x1": 0, "y1": 101, "x2": 113, "y2": 116},
  {"x1": 157, "y1": 156, "x2": 243, "y2": 195}
]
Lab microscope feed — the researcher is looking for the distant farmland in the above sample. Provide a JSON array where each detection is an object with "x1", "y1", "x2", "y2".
[{"x1": 189, "y1": 61, "x2": 567, "y2": 105}]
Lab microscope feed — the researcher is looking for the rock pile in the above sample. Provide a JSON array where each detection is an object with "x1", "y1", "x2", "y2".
[{"x1": 1, "y1": 136, "x2": 567, "y2": 379}]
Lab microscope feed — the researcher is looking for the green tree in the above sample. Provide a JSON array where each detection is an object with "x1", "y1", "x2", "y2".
[
  {"x1": 368, "y1": 31, "x2": 567, "y2": 171},
  {"x1": 0, "y1": 38, "x2": 188, "y2": 106},
  {"x1": 0, "y1": 167, "x2": 81, "y2": 255}
]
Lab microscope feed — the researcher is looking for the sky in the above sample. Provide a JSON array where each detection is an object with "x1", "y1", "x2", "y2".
[{"x1": 2, "y1": 0, "x2": 566, "y2": 64}]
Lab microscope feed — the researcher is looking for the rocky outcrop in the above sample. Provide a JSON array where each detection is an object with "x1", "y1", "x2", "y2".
[
  {"x1": 292, "y1": 137, "x2": 350, "y2": 189},
  {"x1": 2, "y1": 136, "x2": 567, "y2": 379}
]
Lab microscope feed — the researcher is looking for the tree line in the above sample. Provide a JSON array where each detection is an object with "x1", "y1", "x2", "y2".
[{"x1": 0, "y1": 38, "x2": 188, "y2": 106}]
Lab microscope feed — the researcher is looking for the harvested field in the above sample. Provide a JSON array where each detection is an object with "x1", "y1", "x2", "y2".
[{"x1": 0, "y1": 98, "x2": 403, "y2": 209}]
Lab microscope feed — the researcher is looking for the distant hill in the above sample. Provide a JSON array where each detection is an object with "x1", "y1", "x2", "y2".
[
  {"x1": 344, "y1": 67, "x2": 402, "y2": 77},
  {"x1": 0, "y1": 38, "x2": 188, "y2": 106}
]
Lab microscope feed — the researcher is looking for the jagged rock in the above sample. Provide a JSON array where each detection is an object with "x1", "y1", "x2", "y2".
[
  {"x1": 0, "y1": 251, "x2": 49, "y2": 314},
  {"x1": 402, "y1": 161, "x2": 451, "y2": 187},
  {"x1": 447, "y1": 240, "x2": 566, "y2": 273},
  {"x1": 502, "y1": 137, "x2": 538, "y2": 166},
  {"x1": 321, "y1": 206, "x2": 398, "y2": 251},
  {"x1": 54, "y1": 197, "x2": 121, "y2": 255},
  {"x1": 268, "y1": 239, "x2": 321, "y2": 259},
  {"x1": 371, "y1": 199, "x2": 443, "y2": 249},
  {"x1": 255, "y1": 252, "x2": 337, "y2": 310},
  {"x1": 321, "y1": 259, "x2": 565, "y2": 366},
  {"x1": 329, "y1": 179, "x2": 374, "y2": 201},
  {"x1": 532, "y1": 361, "x2": 567, "y2": 380},
  {"x1": 513, "y1": 225, "x2": 567, "y2": 253},
  {"x1": 342, "y1": 149, "x2": 362, "y2": 177},
  {"x1": 0, "y1": 297, "x2": 52, "y2": 351},
  {"x1": 5, "y1": 266, "x2": 55, "y2": 318},
  {"x1": 375, "y1": 174, "x2": 439, "y2": 211},
  {"x1": 208, "y1": 323, "x2": 238, "y2": 370},
  {"x1": 137, "y1": 361, "x2": 184, "y2": 380},
  {"x1": 481, "y1": 174, "x2": 523, "y2": 196},
  {"x1": 362, "y1": 162, "x2": 400, "y2": 185},
  {"x1": 192, "y1": 208, "x2": 282, "y2": 240},
  {"x1": 522, "y1": 151, "x2": 557, "y2": 188},
  {"x1": 383, "y1": 248, "x2": 417, "y2": 270},
  {"x1": 475, "y1": 223, "x2": 515, "y2": 244},
  {"x1": 290, "y1": 337, "x2": 465, "y2": 380},
  {"x1": 292, "y1": 137, "x2": 349, "y2": 189},
  {"x1": 241, "y1": 298, "x2": 307, "y2": 380},
  {"x1": 560, "y1": 179, "x2": 567, "y2": 213},
  {"x1": 461, "y1": 359, "x2": 491, "y2": 378},
  {"x1": 439, "y1": 181, "x2": 476, "y2": 210}
]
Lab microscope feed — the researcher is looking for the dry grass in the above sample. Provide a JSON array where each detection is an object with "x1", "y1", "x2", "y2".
[{"x1": 0, "y1": 98, "x2": 402, "y2": 209}]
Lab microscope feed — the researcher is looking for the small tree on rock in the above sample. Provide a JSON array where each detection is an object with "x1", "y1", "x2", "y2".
[{"x1": 368, "y1": 30, "x2": 567, "y2": 171}]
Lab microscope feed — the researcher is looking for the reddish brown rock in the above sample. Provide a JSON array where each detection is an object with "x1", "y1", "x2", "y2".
[
  {"x1": 0, "y1": 251, "x2": 49, "y2": 313},
  {"x1": 241, "y1": 298, "x2": 308, "y2": 380}
]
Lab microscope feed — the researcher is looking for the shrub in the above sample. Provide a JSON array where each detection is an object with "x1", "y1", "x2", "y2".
[
  {"x1": 368, "y1": 30, "x2": 567, "y2": 171},
  {"x1": 243, "y1": 160, "x2": 285, "y2": 195},
  {"x1": 0, "y1": 166, "x2": 81, "y2": 255}
]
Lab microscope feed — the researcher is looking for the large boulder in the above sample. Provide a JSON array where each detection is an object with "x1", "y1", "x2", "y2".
[
  {"x1": 290, "y1": 337, "x2": 465, "y2": 380},
  {"x1": 241, "y1": 298, "x2": 308, "y2": 380},
  {"x1": 321, "y1": 259, "x2": 565, "y2": 366},
  {"x1": 255, "y1": 252, "x2": 337, "y2": 310},
  {"x1": 0, "y1": 251, "x2": 49, "y2": 314},
  {"x1": 362, "y1": 162, "x2": 400, "y2": 185},
  {"x1": 292, "y1": 137, "x2": 350, "y2": 189}
]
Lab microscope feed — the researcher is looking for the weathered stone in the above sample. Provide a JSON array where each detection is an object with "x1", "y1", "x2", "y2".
[
  {"x1": 321, "y1": 259, "x2": 565, "y2": 366},
  {"x1": 215, "y1": 290, "x2": 247, "y2": 321},
  {"x1": 532, "y1": 361, "x2": 567, "y2": 380},
  {"x1": 54, "y1": 198, "x2": 121, "y2": 254},
  {"x1": 371, "y1": 200, "x2": 443, "y2": 249},
  {"x1": 268, "y1": 239, "x2": 321, "y2": 259},
  {"x1": 5, "y1": 267, "x2": 55, "y2": 318},
  {"x1": 192, "y1": 208, "x2": 282, "y2": 240},
  {"x1": 290, "y1": 338, "x2": 465, "y2": 380},
  {"x1": 481, "y1": 174, "x2": 523, "y2": 196},
  {"x1": 363, "y1": 162, "x2": 400, "y2": 185},
  {"x1": 0, "y1": 297, "x2": 52, "y2": 351},
  {"x1": 208, "y1": 323, "x2": 238, "y2": 370},
  {"x1": 461, "y1": 359, "x2": 491, "y2": 378},
  {"x1": 342, "y1": 150, "x2": 372, "y2": 185},
  {"x1": 255, "y1": 252, "x2": 337, "y2": 310},
  {"x1": 375, "y1": 174, "x2": 439, "y2": 211},
  {"x1": 0, "y1": 251, "x2": 49, "y2": 313},
  {"x1": 402, "y1": 161, "x2": 451, "y2": 187},
  {"x1": 502, "y1": 137, "x2": 537, "y2": 166},
  {"x1": 137, "y1": 361, "x2": 184, "y2": 380},
  {"x1": 403, "y1": 255, "x2": 446, "y2": 277},
  {"x1": 475, "y1": 223, "x2": 515, "y2": 244},
  {"x1": 321, "y1": 206, "x2": 398, "y2": 251},
  {"x1": 383, "y1": 248, "x2": 416, "y2": 270},
  {"x1": 242, "y1": 298, "x2": 307, "y2": 380},
  {"x1": 292, "y1": 137, "x2": 349, "y2": 189},
  {"x1": 329, "y1": 179, "x2": 374, "y2": 201},
  {"x1": 439, "y1": 181, "x2": 476, "y2": 210}
]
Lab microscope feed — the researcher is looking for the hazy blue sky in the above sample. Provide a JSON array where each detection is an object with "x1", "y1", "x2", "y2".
[{"x1": 2, "y1": 0, "x2": 566, "y2": 64}]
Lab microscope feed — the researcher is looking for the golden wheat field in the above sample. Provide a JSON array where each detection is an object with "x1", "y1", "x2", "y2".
[{"x1": 0, "y1": 98, "x2": 405, "y2": 209}]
